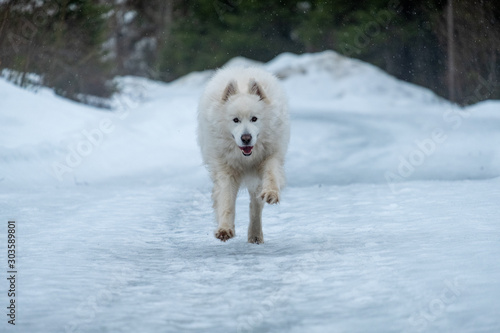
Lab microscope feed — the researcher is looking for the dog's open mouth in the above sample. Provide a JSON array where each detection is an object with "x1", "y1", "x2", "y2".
[{"x1": 239, "y1": 146, "x2": 253, "y2": 156}]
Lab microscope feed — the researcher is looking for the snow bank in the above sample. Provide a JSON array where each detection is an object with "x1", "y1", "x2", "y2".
[{"x1": 1, "y1": 50, "x2": 499, "y2": 189}]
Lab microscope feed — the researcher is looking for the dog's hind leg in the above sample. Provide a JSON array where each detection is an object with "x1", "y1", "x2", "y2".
[
  {"x1": 247, "y1": 186, "x2": 264, "y2": 244},
  {"x1": 212, "y1": 172, "x2": 240, "y2": 242}
]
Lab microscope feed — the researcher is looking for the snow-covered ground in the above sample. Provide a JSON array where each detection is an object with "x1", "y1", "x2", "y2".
[{"x1": 1, "y1": 50, "x2": 499, "y2": 332}]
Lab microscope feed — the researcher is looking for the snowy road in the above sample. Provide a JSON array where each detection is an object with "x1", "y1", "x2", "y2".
[
  {"x1": 1, "y1": 51, "x2": 500, "y2": 332},
  {"x1": 2, "y1": 179, "x2": 499, "y2": 332}
]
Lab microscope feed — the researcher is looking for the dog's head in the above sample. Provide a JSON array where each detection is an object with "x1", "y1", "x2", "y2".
[{"x1": 221, "y1": 79, "x2": 269, "y2": 157}]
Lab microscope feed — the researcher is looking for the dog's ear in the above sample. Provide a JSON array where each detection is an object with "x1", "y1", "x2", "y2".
[
  {"x1": 249, "y1": 79, "x2": 267, "y2": 102},
  {"x1": 222, "y1": 80, "x2": 238, "y2": 102}
]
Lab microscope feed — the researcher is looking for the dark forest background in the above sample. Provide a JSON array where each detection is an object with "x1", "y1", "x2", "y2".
[{"x1": 0, "y1": 0, "x2": 499, "y2": 106}]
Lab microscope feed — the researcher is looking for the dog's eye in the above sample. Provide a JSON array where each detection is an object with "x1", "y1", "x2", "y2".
[
  {"x1": 251, "y1": 117, "x2": 258, "y2": 122},
  {"x1": 233, "y1": 118, "x2": 239, "y2": 123}
]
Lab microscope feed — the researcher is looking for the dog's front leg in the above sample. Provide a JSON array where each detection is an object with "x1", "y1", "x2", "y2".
[
  {"x1": 260, "y1": 156, "x2": 285, "y2": 205},
  {"x1": 212, "y1": 172, "x2": 240, "y2": 242}
]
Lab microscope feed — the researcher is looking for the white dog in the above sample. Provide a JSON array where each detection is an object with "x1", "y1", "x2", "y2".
[{"x1": 197, "y1": 67, "x2": 290, "y2": 243}]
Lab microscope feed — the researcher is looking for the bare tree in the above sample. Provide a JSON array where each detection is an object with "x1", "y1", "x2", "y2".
[
  {"x1": 436, "y1": 0, "x2": 500, "y2": 104},
  {"x1": 446, "y1": 0, "x2": 456, "y2": 103}
]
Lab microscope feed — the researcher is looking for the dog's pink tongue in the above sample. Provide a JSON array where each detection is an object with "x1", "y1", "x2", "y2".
[{"x1": 241, "y1": 146, "x2": 253, "y2": 154}]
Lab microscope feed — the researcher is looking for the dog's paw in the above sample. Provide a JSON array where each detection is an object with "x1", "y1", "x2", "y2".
[
  {"x1": 215, "y1": 227, "x2": 235, "y2": 242},
  {"x1": 248, "y1": 235, "x2": 264, "y2": 244},
  {"x1": 260, "y1": 189, "x2": 280, "y2": 204}
]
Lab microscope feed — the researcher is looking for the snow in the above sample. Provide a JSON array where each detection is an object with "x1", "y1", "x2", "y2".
[{"x1": 1, "y1": 50, "x2": 500, "y2": 332}]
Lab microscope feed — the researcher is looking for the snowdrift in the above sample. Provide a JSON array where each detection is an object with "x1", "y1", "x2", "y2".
[{"x1": 1, "y1": 50, "x2": 499, "y2": 188}]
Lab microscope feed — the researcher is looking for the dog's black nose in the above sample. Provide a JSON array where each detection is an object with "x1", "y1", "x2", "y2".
[{"x1": 241, "y1": 134, "x2": 252, "y2": 145}]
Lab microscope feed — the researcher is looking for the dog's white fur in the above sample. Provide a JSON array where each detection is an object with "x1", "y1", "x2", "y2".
[{"x1": 197, "y1": 67, "x2": 290, "y2": 243}]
